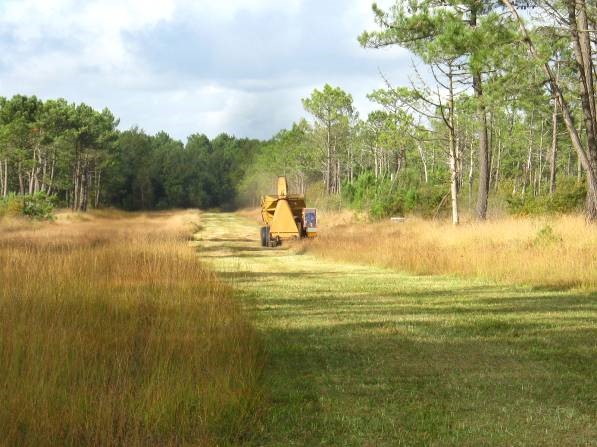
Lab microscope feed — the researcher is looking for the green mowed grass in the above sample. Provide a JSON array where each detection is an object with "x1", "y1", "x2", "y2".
[{"x1": 197, "y1": 213, "x2": 597, "y2": 446}]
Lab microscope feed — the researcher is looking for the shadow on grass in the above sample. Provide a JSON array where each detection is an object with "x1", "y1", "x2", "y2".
[
  {"x1": 252, "y1": 304, "x2": 597, "y2": 446},
  {"x1": 234, "y1": 270, "x2": 597, "y2": 445},
  {"x1": 197, "y1": 215, "x2": 597, "y2": 446}
]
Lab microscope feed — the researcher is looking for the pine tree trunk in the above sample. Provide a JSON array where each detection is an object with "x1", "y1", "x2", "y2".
[
  {"x1": 494, "y1": 131, "x2": 502, "y2": 192},
  {"x1": 0, "y1": 161, "x2": 3, "y2": 197},
  {"x1": 449, "y1": 145, "x2": 459, "y2": 225},
  {"x1": 3, "y1": 159, "x2": 6, "y2": 197},
  {"x1": 374, "y1": 146, "x2": 379, "y2": 178},
  {"x1": 567, "y1": 0, "x2": 597, "y2": 219},
  {"x1": 456, "y1": 125, "x2": 463, "y2": 191},
  {"x1": 47, "y1": 155, "x2": 55, "y2": 196},
  {"x1": 474, "y1": 72, "x2": 490, "y2": 219},
  {"x1": 549, "y1": 97, "x2": 558, "y2": 194},
  {"x1": 447, "y1": 62, "x2": 459, "y2": 225},
  {"x1": 523, "y1": 143, "x2": 532, "y2": 196},
  {"x1": 488, "y1": 112, "x2": 494, "y2": 189},
  {"x1": 536, "y1": 119, "x2": 545, "y2": 195},
  {"x1": 18, "y1": 163, "x2": 24, "y2": 195},
  {"x1": 94, "y1": 169, "x2": 101, "y2": 208},
  {"x1": 28, "y1": 147, "x2": 36, "y2": 195},
  {"x1": 336, "y1": 158, "x2": 341, "y2": 194},
  {"x1": 470, "y1": 7, "x2": 490, "y2": 219},
  {"x1": 73, "y1": 158, "x2": 80, "y2": 210},
  {"x1": 83, "y1": 171, "x2": 89, "y2": 211},
  {"x1": 588, "y1": 174, "x2": 597, "y2": 219},
  {"x1": 468, "y1": 141, "x2": 474, "y2": 209},
  {"x1": 79, "y1": 168, "x2": 88, "y2": 212},
  {"x1": 40, "y1": 156, "x2": 47, "y2": 193},
  {"x1": 326, "y1": 124, "x2": 332, "y2": 194},
  {"x1": 417, "y1": 143, "x2": 428, "y2": 183},
  {"x1": 348, "y1": 146, "x2": 352, "y2": 184}
]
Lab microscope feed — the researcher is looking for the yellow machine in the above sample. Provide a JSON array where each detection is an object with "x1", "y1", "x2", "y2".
[{"x1": 260, "y1": 176, "x2": 317, "y2": 247}]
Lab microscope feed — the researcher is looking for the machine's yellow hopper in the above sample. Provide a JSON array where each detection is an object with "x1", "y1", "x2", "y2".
[{"x1": 260, "y1": 177, "x2": 317, "y2": 247}]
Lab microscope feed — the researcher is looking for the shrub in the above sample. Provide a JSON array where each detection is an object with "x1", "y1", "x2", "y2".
[
  {"x1": 0, "y1": 192, "x2": 56, "y2": 220},
  {"x1": 22, "y1": 192, "x2": 56, "y2": 219},
  {"x1": 343, "y1": 173, "x2": 398, "y2": 218},
  {"x1": 506, "y1": 180, "x2": 586, "y2": 216},
  {"x1": 532, "y1": 224, "x2": 563, "y2": 247},
  {"x1": 404, "y1": 184, "x2": 449, "y2": 217},
  {"x1": 342, "y1": 173, "x2": 449, "y2": 219},
  {"x1": 0, "y1": 193, "x2": 24, "y2": 218}
]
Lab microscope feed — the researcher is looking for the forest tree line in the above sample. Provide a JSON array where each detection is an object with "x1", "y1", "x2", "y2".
[
  {"x1": 0, "y1": 95, "x2": 261, "y2": 211},
  {"x1": 2, "y1": 0, "x2": 597, "y2": 223}
]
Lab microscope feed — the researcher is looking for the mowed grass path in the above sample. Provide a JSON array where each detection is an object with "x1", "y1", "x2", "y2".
[{"x1": 196, "y1": 213, "x2": 597, "y2": 446}]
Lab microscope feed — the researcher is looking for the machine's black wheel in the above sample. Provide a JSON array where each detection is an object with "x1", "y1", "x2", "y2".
[{"x1": 260, "y1": 226, "x2": 269, "y2": 247}]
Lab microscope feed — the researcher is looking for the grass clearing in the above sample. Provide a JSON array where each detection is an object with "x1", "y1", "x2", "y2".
[
  {"x1": 198, "y1": 212, "x2": 597, "y2": 446},
  {"x1": 0, "y1": 211, "x2": 263, "y2": 446}
]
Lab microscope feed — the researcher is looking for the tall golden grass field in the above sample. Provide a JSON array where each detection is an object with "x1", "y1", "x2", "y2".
[
  {"x1": 0, "y1": 211, "x2": 263, "y2": 446},
  {"x1": 304, "y1": 212, "x2": 597, "y2": 290}
]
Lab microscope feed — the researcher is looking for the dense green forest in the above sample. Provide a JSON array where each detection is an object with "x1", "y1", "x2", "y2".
[
  {"x1": 0, "y1": 95, "x2": 261, "y2": 211},
  {"x1": 1, "y1": 0, "x2": 597, "y2": 222}
]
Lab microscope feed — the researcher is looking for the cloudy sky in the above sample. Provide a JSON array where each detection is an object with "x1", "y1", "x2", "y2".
[{"x1": 0, "y1": 0, "x2": 411, "y2": 141}]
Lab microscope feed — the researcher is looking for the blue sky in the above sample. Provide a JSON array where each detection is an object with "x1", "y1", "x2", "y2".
[{"x1": 0, "y1": 0, "x2": 410, "y2": 141}]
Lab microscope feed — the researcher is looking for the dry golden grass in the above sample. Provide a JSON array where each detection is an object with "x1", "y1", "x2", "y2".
[
  {"x1": 0, "y1": 211, "x2": 263, "y2": 446},
  {"x1": 305, "y1": 212, "x2": 597, "y2": 290}
]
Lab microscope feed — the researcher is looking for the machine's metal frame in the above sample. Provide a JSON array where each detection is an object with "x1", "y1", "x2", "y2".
[{"x1": 260, "y1": 177, "x2": 316, "y2": 247}]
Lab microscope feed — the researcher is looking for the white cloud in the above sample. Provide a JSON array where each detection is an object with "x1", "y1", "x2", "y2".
[
  {"x1": 1, "y1": 0, "x2": 176, "y2": 74},
  {"x1": 0, "y1": 0, "x2": 412, "y2": 140},
  {"x1": 178, "y1": 0, "x2": 302, "y2": 20}
]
